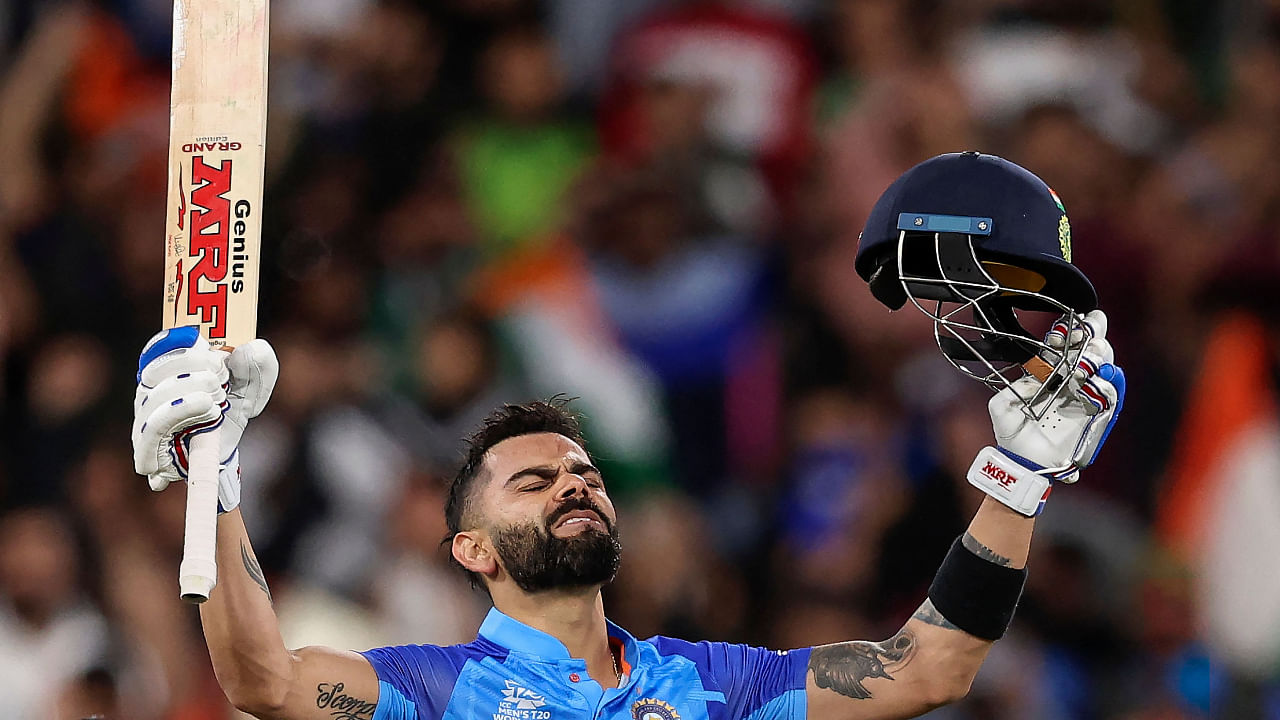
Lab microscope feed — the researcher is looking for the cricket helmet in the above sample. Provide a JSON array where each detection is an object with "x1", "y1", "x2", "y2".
[{"x1": 855, "y1": 151, "x2": 1097, "y2": 414}]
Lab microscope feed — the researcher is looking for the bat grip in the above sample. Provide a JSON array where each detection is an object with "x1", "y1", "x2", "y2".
[
  {"x1": 179, "y1": 428, "x2": 220, "y2": 602},
  {"x1": 1024, "y1": 356, "x2": 1053, "y2": 382}
]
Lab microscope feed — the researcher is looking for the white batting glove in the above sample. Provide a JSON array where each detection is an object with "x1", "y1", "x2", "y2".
[
  {"x1": 132, "y1": 327, "x2": 279, "y2": 513},
  {"x1": 968, "y1": 310, "x2": 1126, "y2": 516}
]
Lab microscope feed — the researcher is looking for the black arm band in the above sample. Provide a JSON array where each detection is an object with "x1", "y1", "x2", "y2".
[{"x1": 926, "y1": 536, "x2": 1028, "y2": 641}]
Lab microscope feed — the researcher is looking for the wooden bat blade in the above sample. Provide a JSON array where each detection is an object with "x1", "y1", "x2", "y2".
[
  {"x1": 164, "y1": 0, "x2": 268, "y2": 346},
  {"x1": 164, "y1": 0, "x2": 269, "y2": 603}
]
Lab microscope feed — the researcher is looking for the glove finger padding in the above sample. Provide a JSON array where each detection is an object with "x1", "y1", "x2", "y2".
[
  {"x1": 226, "y1": 339, "x2": 279, "y2": 422},
  {"x1": 989, "y1": 362, "x2": 1126, "y2": 476},
  {"x1": 1079, "y1": 309, "x2": 1108, "y2": 344},
  {"x1": 135, "y1": 327, "x2": 229, "y2": 489},
  {"x1": 1072, "y1": 363, "x2": 1125, "y2": 469},
  {"x1": 1042, "y1": 310, "x2": 1109, "y2": 385},
  {"x1": 1045, "y1": 309, "x2": 1108, "y2": 350},
  {"x1": 133, "y1": 389, "x2": 223, "y2": 482},
  {"x1": 135, "y1": 371, "x2": 228, "y2": 420},
  {"x1": 138, "y1": 329, "x2": 229, "y2": 391},
  {"x1": 132, "y1": 370, "x2": 228, "y2": 475},
  {"x1": 1064, "y1": 336, "x2": 1114, "y2": 399}
]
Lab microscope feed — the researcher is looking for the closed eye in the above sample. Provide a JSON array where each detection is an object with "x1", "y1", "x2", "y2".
[
  {"x1": 508, "y1": 466, "x2": 558, "y2": 491},
  {"x1": 570, "y1": 463, "x2": 605, "y2": 488}
]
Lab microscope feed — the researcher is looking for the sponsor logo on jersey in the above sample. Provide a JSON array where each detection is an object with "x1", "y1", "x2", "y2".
[
  {"x1": 632, "y1": 698, "x2": 680, "y2": 720},
  {"x1": 495, "y1": 680, "x2": 550, "y2": 720}
]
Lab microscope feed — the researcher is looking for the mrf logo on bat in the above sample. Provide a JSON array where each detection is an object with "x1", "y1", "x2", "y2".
[{"x1": 168, "y1": 136, "x2": 254, "y2": 340}]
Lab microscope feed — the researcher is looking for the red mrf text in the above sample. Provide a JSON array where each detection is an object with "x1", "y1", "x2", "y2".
[
  {"x1": 981, "y1": 462, "x2": 1016, "y2": 489},
  {"x1": 184, "y1": 154, "x2": 253, "y2": 339}
]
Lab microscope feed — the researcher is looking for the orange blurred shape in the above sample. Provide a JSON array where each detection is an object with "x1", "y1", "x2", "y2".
[
  {"x1": 1157, "y1": 312, "x2": 1277, "y2": 559},
  {"x1": 64, "y1": 10, "x2": 166, "y2": 141}
]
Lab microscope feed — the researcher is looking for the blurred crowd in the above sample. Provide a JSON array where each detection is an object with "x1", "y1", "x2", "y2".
[{"x1": 1, "y1": 0, "x2": 1278, "y2": 717}]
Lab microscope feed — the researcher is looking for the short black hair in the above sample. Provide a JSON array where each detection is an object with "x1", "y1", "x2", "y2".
[{"x1": 443, "y1": 398, "x2": 586, "y2": 587}]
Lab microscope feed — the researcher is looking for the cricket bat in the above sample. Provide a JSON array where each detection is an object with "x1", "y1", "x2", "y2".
[{"x1": 163, "y1": 0, "x2": 268, "y2": 602}]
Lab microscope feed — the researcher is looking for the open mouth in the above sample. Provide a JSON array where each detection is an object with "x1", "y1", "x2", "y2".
[{"x1": 553, "y1": 509, "x2": 606, "y2": 532}]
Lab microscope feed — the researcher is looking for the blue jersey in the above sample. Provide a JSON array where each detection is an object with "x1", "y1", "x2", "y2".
[{"x1": 361, "y1": 608, "x2": 812, "y2": 720}]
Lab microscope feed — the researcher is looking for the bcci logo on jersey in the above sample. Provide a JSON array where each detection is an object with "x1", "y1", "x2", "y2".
[
  {"x1": 496, "y1": 680, "x2": 551, "y2": 720},
  {"x1": 631, "y1": 698, "x2": 680, "y2": 720}
]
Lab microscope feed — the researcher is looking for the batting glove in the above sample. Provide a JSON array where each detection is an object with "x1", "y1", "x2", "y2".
[
  {"x1": 132, "y1": 327, "x2": 278, "y2": 513},
  {"x1": 967, "y1": 310, "x2": 1126, "y2": 516}
]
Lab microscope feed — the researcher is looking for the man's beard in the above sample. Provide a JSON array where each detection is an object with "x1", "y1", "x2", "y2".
[{"x1": 492, "y1": 497, "x2": 622, "y2": 593}]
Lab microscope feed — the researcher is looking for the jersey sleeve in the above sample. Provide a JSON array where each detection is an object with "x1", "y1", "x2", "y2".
[
  {"x1": 361, "y1": 644, "x2": 468, "y2": 720},
  {"x1": 650, "y1": 637, "x2": 812, "y2": 720}
]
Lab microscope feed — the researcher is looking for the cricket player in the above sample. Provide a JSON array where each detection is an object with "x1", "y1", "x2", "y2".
[{"x1": 132, "y1": 153, "x2": 1124, "y2": 720}]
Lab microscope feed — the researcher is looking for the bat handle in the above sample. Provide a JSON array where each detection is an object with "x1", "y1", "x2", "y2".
[
  {"x1": 179, "y1": 428, "x2": 220, "y2": 602},
  {"x1": 1023, "y1": 356, "x2": 1053, "y2": 382}
]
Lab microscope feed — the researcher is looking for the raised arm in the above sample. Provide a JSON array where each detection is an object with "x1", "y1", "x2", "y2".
[
  {"x1": 202, "y1": 508, "x2": 378, "y2": 718},
  {"x1": 132, "y1": 330, "x2": 378, "y2": 719},
  {"x1": 804, "y1": 499, "x2": 1031, "y2": 720},
  {"x1": 805, "y1": 311, "x2": 1126, "y2": 720}
]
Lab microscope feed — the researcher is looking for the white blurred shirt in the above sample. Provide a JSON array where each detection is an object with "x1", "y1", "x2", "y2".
[{"x1": 0, "y1": 602, "x2": 108, "y2": 720}]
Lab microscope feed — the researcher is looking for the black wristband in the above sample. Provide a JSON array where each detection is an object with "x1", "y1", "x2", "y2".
[{"x1": 927, "y1": 536, "x2": 1027, "y2": 641}]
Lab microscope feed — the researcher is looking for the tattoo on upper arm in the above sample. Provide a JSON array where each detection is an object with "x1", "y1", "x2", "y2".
[
  {"x1": 961, "y1": 531, "x2": 1014, "y2": 567},
  {"x1": 912, "y1": 599, "x2": 961, "y2": 631},
  {"x1": 808, "y1": 628, "x2": 918, "y2": 700},
  {"x1": 240, "y1": 540, "x2": 272, "y2": 602},
  {"x1": 316, "y1": 682, "x2": 378, "y2": 719}
]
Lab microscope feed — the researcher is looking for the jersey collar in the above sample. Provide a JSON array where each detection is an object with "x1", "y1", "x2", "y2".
[{"x1": 478, "y1": 606, "x2": 640, "y2": 672}]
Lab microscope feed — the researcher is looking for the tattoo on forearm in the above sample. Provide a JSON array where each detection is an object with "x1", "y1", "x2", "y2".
[
  {"x1": 240, "y1": 540, "x2": 272, "y2": 602},
  {"x1": 962, "y1": 532, "x2": 1014, "y2": 567},
  {"x1": 808, "y1": 628, "x2": 917, "y2": 700},
  {"x1": 316, "y1": 682, "x2": 377, "y2": 719},
  {"x1": 912, "y1": 599, "x2": 961, "y2": 631}
]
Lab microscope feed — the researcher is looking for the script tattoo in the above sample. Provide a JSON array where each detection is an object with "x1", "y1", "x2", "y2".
[
  {"x1": 961, "y1": 532, "x2": 1014, "y2": 567},
  {"x1": 241, "y1": 540, "x2": 271, "y2": 602},
  {"x1": 316, "y1": 682, "x2": 377, "y2": 719},
  {"x1": 808, "y1": 628, "x2": 917, "y2": 700},
  {"x1": 912, "y1": 599, "x2": 961, "y2": 631}
]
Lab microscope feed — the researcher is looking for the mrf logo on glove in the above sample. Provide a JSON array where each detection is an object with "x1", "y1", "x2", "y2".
[
  {"x1": 980, "y1": 462, "x2": 1015, "y2": 489},
  {"x1": 968, "y1": 447, "x2": 1057, "y2": 516}
]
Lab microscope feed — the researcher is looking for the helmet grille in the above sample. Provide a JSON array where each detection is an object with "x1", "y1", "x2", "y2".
[{"x1": 889, "y1": 230, "x2": 1087, "y2": 418}]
